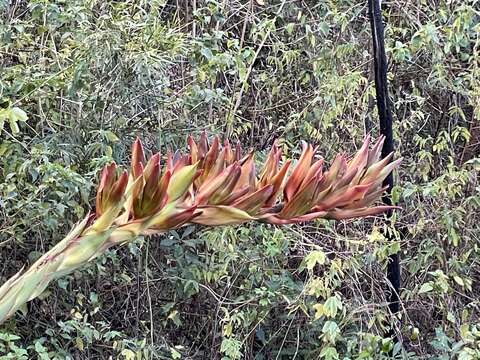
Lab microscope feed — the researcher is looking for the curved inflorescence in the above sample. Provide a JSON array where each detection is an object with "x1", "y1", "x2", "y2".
[{"x1": 0, "y1": 134, "x2": 401, "y2": 324}]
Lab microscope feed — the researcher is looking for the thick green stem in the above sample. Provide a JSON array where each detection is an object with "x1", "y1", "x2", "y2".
[{"x1": 0, "y1": 219, "x2": 140, "y2": 325}]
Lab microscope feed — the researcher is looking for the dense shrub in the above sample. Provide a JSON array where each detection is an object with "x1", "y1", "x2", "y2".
[{"x1": 1, "y1": 0, "x2": 479, "y2": 359}]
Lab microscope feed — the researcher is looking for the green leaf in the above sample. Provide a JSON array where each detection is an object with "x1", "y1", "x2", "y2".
[
  {"x1": 313, "y1": 303, "x2": 325, "y2": 320},
  {"x1": 104, "y1": 130, "x2": 119, "y2": 143},
  {"x1": 453, "y1": 275, "x2": 464, "y2": 287},
  {"x1": 200, "y1": 47, "x2": 213, "y2": 60},
  {"x1": 320, "y1": 346, "x2": 339, "y2": 360},
  {"x1": 323, "y1": 295, "x2": 342, "y2": 318},
  {"x1": 8, "y1": 117, "x2": 20, "y2": 134},
  {"x1": 170, "y1": 347, "x2": 182, "y2": 359},
  {"x1": 322, "y1": 321, "x2": 340, "y2": 344},
  {"x1": 303, "y1": 250, "x2": 326, "y2": 270},
  {"x1": 418, "y1": 282, "x2": 433, "y2": 294},
  {"x1": 10, "y1": 107, "x2": 28, "y2": 122},
  {"x1": 121, "y1": 349, "x2": 135, "y2": 360},
  {"x1": 0, "y1": 107, "x2": 28, "y2": 134}
]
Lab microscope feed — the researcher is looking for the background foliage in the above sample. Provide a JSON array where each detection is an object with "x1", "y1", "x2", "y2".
[{"x1": 0, "y1": 0, "x2": 479, "y2": 359}]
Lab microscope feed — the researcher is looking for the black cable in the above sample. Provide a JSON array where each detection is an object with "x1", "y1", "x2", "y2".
[{"x1": 367, "y1": 0, "x2": 401, "y2": 319}]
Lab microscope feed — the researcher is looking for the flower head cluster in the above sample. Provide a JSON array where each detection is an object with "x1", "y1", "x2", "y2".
[{"x1": 97, "y1": 133, "x2": 401, "y2": 233}]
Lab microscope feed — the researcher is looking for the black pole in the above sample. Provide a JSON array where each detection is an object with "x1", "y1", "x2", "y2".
[{"x1": 367, "y1": 0, "x2": 400, "y2": 319}]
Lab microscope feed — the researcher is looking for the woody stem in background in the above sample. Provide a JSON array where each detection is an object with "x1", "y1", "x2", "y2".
[{"x1": 368, "y1": 0, "x2": 401, "y2": 325}]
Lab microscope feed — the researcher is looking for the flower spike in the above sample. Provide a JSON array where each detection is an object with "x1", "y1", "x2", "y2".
[{"x1": 0, "y1": 133, "x2": 401, "y2": 324}]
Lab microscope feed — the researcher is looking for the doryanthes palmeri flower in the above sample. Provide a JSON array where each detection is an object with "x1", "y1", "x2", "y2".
[{"x1": 0, "y1": 133, "x2": 401, "y2": 324}]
